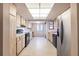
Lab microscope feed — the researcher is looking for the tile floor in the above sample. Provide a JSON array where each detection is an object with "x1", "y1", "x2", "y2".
[{"x1": 19, "y1": 37, "x2": 57, "y2": 56}]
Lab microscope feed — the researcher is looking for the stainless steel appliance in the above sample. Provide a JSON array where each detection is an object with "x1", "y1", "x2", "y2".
[
  {"x1": 57, "y1": 20, "x2": 64, "y2": 56},
  {"x1": 25, "y1": 33, "x2": 30, "y2": 47}
]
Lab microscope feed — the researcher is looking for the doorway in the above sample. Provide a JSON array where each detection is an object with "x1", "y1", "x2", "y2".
[{"x1": 32, "y1": 21, "x2": 46, "y2": 37}]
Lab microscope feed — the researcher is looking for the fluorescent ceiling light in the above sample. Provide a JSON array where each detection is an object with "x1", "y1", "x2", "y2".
[
  {"x1": 33, "y1": 17, "x2": 47, "y2": 19},
  {"x1": 35, "y1": 21, "x2": 41, "y2": 23},
  {"x1": 40, "y1": 3, "x2": 54, "y2": 9},
  {"x1": 32, "y1": 13, "x2": 39, "y2": 17},
  {"x1": 40, "y1": 9, "x2": 50, "y2": 14},
  {"x1": 40, "y1": 14, "x2": 48, "y2": 17},
  {"x1": 25, "y1": 3, "x2": 54, "y2": 19},
  {"x1": 26, "y1": 3, "x2": 39, "y2": 9},
  {"x1": 29, "y1": 9, "x2": 39, "y2": 14}
]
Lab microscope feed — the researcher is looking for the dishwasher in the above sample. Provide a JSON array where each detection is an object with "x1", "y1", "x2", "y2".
[{"x1": 25, "y1": 33, "x2": 30, "y2": 47}]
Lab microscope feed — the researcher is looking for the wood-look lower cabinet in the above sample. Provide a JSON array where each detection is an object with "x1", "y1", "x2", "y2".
[
  {"x1": 16, "y1": 35, "x2": 25, "y2": 55},
  {"x1": 22, "y1": 38, "x2": 25, "y2": 48},
  {"x1": 17, "y1": 38, "x2": 22, "y2": 55},
  {"x1": 48, "y1": 32, "x2": 53, "y2": 43},
  {"x1": 21, "y1": 35, "x2": 25, "y2": 49}
]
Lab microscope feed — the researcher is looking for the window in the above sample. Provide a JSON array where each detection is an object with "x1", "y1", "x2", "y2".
[{"x1": 37, "y1": 24, "x2": 44, "y2": 32}]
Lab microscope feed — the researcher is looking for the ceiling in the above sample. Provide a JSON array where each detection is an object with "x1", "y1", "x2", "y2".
[
  {"x1": 25, "y1": 3, "x2": 54, "y2": 19},
  {"x1": 47, "y1": 3, "x2": 70, "y2": 20},
  {"x1": 15, "y1": 3, "x2": 33, "y2": 20},
  {"x1": 15, "y1": 3, "x2": 70, "y2": 21}
]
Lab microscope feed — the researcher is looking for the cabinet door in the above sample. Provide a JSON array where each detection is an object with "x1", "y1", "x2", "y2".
[
  {"x1": 20, "y1": 17, "x2": 23, "y2": 25},
  {"x1": 16, "y1": 37, "x2": 20, "y2": 42},
  {"x1": 16, "y1": 14, "x2": 20, "y2": 27},
  {"x1": 9, "y1": 4, "x2": 16, "y2": 56},
  {"x1": 10, "y1": 4, "x2": 16, "y2": 16},
  {"x1": 20, "y1": 17, "x2": 26, "y2": 26},
  {"x1": 22, "y1": 35, "x2": 25, "y2": 48},
  {"x1": 20, "y1": 36, "x2": 23, "y2": 51},
  {"x1": 17, "y1": 40, "x2": 22, "y2": 55},
  {"x1": 10, "y1": 15, "x2": 16, "y2": 55},
  {"x1": 20, "y1": 35, "x2": 25, "y2": 49},
  {"x1": 20, "y1": 36, "x2": 24, "y2": 49},
  {"x1": 10, "y1": 44, "x2": 16, "y2": 56},
  {"x1": 23, "y1": 19, "x2": 26, "y2": 26}
]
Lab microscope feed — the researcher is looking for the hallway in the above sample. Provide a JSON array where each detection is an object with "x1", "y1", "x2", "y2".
[{"x1": 19, "y1": 37, "x2": 57, "y2": 56}]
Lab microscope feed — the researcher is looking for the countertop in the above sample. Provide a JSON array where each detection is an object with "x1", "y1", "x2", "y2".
[{"x1": 16, "y1": 28, "x2": 32, "y2": 37}]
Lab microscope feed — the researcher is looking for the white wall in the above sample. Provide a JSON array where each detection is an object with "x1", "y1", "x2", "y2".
[{"x1": 57, "y1": 9, "x2": 71, "y2": 56}]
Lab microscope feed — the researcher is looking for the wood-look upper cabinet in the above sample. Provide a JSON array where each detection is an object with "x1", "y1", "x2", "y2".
[
  {"x1": 20, "y1": 17, "x2": 23, "y2": 25},
  {"x1": 23, "y1": 19, "x2": 26, "y2": 26},
  {"x1": 10, "y1": 4, "x2": 16, "y2": 16},
  {"x1": 20, "y1": 17, "x2": 26, "y2": 26},
  {"x1": 26, "y1": 20, "x2": 29, "y2": 27},
  {"x1": 16, "y1": 14, "x2": 20, "y2": 27},
  {"x1": 9, "y1": 4, "x2": 16, "y2": 56}
]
